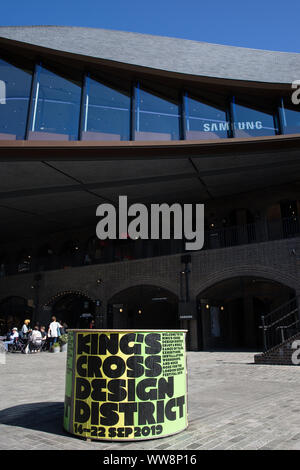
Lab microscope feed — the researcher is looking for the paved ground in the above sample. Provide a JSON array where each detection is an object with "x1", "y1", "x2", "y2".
[{"x1": 1, "y1": 350, "x2": 300, "y2": 450}]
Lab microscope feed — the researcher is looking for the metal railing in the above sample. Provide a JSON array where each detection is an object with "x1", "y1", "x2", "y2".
[
  {"x1": 204, "y1": 221, "x2": 259, "y2": 249},
  {"x1": 204, "y1": 215, "x2": 300, "y2": 250},
  {"x1": 260, "y1": 297, "x2": 300, "y2": 351}
]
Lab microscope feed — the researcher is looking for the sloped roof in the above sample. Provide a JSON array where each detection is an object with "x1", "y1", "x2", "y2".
[{"x1": 0, "y1": 25, "x2": 299, "y2": 84}]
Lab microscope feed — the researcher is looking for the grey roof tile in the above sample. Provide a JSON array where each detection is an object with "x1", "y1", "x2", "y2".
[{"x1": 0, "y1": 25, "x2": 299, "y2": 84}]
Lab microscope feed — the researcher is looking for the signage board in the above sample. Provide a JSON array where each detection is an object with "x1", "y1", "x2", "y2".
[
  {"x1": 178, "y1": 302, "x2": 196, "y2": 320},
  {"x1": 64, "y1": 329, "x2": 188, "y2": 441}
]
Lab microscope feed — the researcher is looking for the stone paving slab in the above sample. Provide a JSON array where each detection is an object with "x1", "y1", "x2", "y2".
[{"x1": 0, "y1": 350, "x2": 300, "y2": 450}]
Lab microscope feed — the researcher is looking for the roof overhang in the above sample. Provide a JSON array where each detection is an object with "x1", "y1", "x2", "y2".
[
  {"x1": 0, "y1": 134, "x2": 300, "y2": 243},
  {"x1": 0, "y1": 133, "x2": 299, "y2": 161}
]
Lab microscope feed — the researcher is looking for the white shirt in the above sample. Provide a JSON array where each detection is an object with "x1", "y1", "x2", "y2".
[
  {"x1": 31, "y1": 330, "x2": 42, "y2": 342},
  {"x1": 9, "y1": 331, "x2": 19, "y2": 340},
  {"x1": 48, "y1": 321, "x2": 61, "y2": 338},
  {"x1": 22, "y1": 324, "x2": 29, "y2": 334}
]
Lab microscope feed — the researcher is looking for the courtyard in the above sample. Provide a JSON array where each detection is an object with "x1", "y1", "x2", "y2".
[{"x1": 0, "y1": 350, "x2": 300, "y2": 450}]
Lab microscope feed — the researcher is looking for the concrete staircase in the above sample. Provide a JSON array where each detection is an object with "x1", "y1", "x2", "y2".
[
  {"x1": 255, "y1": 297, "x2": 300, "y2": 365},
  {"x1": 254, "y1": 331, "x2": 300, "y2": 365}
]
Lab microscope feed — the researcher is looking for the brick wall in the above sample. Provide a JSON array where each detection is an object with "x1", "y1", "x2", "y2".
[
  {"x1": 1, "y1": 237, "x2": 300, "y2": 306},
  {"x1": 1, "y1": 236, "x2": 300, "y2": 351}
]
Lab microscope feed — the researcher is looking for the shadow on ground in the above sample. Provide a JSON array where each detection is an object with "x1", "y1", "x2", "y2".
[{"x1": 0, "y1": 402, "x2": 68, "y2": 436}]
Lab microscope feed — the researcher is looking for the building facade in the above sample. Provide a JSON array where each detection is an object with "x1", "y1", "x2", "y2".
[{"x1": 0, "y1": 26, "x2": 300, "y2": 351}]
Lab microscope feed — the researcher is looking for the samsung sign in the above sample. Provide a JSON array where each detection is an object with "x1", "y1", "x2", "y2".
[{"x1": 203, "y1": 120, "x2": 263, "y2": 132}]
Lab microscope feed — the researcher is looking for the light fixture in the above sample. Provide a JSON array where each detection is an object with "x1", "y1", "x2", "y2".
[
  {"x1": 138, "y1": 309, "x2": 142, "y2": 314},
  {"x1": 205, "y1": 304, "x2": 210, "y2": 309},
  {"x1": 96, "y1": 279, "x2": 102, "y2": 285},
  {"x1": 119, "y1": 308, "x2": 123, "y2": 313},
  {"x1": 220, "y1": 305, "x2": 224, "y2": 311}
]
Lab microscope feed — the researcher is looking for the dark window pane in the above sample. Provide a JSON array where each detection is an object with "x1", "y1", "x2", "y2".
[
  {"x1": 185, "y1": 95, "x2": 228, "y2": 139},
  {"x1": 280, "y1": 100, "x2": 300, "y2": 135},
  {"x1": 81, "y1": 76, "x2": 130, "y2": 141},
  {"x1": 134, "y1": 86, "x2": 180, "y2": 140},
  {"x1": 0, "y1": 58, "x2": 32, "y2": 140},
  {"x1": 28, "y1": 66, "x2": 81, "y2": 140},
  {"x1": 233, "y1": 101, "x2": 277, "y2": 138}
]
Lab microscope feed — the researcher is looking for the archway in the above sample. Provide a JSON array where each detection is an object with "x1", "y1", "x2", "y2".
[
  {"x1": 0, "y1": 296, "x2": 33, "y2": 335},
  {"x1": 49, "y1": 292, "x2": 95, "y2": 329},
  {"x1": 108, "y1": 285, "x2": 179, "y2": 330},
  {"x1": 197, "y1": 276, "x2": 295, "y2": 351}
]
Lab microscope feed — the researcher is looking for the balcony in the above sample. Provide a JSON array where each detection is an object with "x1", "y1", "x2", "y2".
[{"x1": 0, "y1": 215, "x2": 299, "y2": 278}]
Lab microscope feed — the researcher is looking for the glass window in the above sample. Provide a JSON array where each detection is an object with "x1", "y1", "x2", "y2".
[
  {"x1": 184, "y1": 94, "x2": 229, "y2": 139},
  {"x1": 0, "y1": 58, "x2": 32, "y2": 140},
  {"x1": 81, "y1": 76, "x2": 130, "y2": 141},
  {"x1": 280, "y1": 100, "x2": 300, "y2": 135},
  {"x1": 28, "y1": 65, "x2": 81, "y2": 140},
  {"x1": 134, "y1": 84, "x2": 180, "y2": 140},
  {"x1": 232, "y1": 99, "x2": 277, "y2": 138}
]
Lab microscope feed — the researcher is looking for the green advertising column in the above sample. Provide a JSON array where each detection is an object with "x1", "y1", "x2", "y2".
[{"x1": 64, "y1": 329, "x2": 188, "y2": 441}]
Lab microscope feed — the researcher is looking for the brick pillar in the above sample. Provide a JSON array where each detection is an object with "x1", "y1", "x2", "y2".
[
  {"x1": 236, "y1": 209, "x2": 248, "y2": 245},
  {"x1": 243, "y1": 295, "x2": 255, "y2": 348},
  {"x1": 199, "y1": 298, "x2": 211, "y2": 350},
  {"x1": 257, "y1": 216, "x2": 268, "y2": 242},
  {"x1": 267, "y1": 204, "x2": 282, "y2": 239},
  {"x1": 189, "y1": 316, "x2": 198, "y2": 351},
  {"x1": 95, "y1": 300, "x2": 106, "y2": 329},
  {"x1": 227, "y1": 301, "x2": 236, "y2": 347}
]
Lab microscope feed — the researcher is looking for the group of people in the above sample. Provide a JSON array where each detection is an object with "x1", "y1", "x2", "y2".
[{"x1": 3, "y1": 316, "x2": 68, "y2": 353}]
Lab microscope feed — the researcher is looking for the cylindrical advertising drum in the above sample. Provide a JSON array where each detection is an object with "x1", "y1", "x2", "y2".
[{"x1": 63, "y1": 329, "x2": 188, "y2": 441}]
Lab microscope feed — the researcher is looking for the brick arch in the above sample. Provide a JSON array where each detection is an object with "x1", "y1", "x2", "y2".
[
  {"x1": 43, "y1": 289, "x2": 96, "y2": 307},
  {"x1": 107, "y1": 279, "x2": 179, "y2": 303},
  {"x1": 0, "y1": 294, "x2": 28, "y2": 304},
  {"x1": 194, "y1": 266, "x2": 298, "y2": 298}
]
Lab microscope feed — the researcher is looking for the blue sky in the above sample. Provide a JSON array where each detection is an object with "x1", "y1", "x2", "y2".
[{"x1": 1, "y1": 0, "x2": 300, "y2": 53}]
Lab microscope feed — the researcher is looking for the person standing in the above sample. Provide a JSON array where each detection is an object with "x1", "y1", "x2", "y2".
[
  {"x1": 48, "y1": 316, "x2": 61, "y2": 350},
  {"x1": 58, "y1": 320, "x2": 66, "y2": 335},
  {"x1": 21, "y1": 319, "x2": 31, "y2": 338}
]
